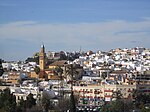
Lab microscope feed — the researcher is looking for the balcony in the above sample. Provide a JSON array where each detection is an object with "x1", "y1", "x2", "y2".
[
  {"x1": 104, "y1": 90, "x2": 113, "y2": 92},
  {"x1": 128, "y1": 89, "x2": 132, "y2": 92}
]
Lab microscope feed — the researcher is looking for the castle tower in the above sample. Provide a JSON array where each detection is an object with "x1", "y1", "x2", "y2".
[{"x1": 39, "y1": 45, "x2": 46, "y2": 70}]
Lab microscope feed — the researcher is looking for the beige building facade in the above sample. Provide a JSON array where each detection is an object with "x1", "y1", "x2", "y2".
[{"x1": 73, "y1": 84, "x2": 136, "y2": 101}]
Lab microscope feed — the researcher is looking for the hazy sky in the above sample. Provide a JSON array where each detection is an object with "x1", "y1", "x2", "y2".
[{"x1": 0, "y1": 0, "x2": 150, "y2": 61}]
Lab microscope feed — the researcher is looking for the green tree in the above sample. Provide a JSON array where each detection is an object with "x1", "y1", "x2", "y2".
[
  {"x1": 65, "y1": 64, "x2": 79, "y2": 80},
  {"x1": 41, "y1": 92, "x2": 55, "y2": 112},
  {"x1": 110, "y1": 100, "x2": 124, "y2": 112},
  {"x1": 34, "y1": 66, "x2": 40, "y2": 86},
  {"x1": 70, "y1": 90, "x2": 76, "y2": 112},
  {"x1": 41, "y1": 97, "x2": 50, "y2": 112},
  {"x1": 26, "y1": 93, "x2": 36, "y2": 109},
  {"x1": 101, "y1": 100, "x2": 128, "y2": 112},
  {"x1": 110, "y1": 90, "x2": 125, "y2": 112},
  {"x1": 111, "y1": 90, "x2": 122, "y2": 101},
  {"x1": 59, "y1": 52, "x2": 67, "y2": 60},
  {"x1": 0, "y1": 59, "x2": 4, "y2": 76},
  {"x1": 101, "y1": 90, "x2": 132, "y2": 112},
  {"x1": 141, "y1": 106, "x2": 150, "y2": 112},
  {"x1": 54, "y1": 66, "x2": 63, "y2": 78},
  {"x1": 0, "y1": 88, "x2": 17, "y2": 112},
  {"x1": 133, "y1": 90, "x2": 150, "y2": 110},
  {"x1": 25, "y1": 56, "x2": 39, "y2": 65},
  {"x1": 17, "y1": 97, "x2": 26, "y2": 112},
  {"x1": 34, "y1": 66, "x2": 40, "y2": 76},
  {"x1": 56, "y1": 98, "x2": 70, "y2": 111},
  {"x1": 101, "y1": 72, "x2": 107, "y2": 80}
]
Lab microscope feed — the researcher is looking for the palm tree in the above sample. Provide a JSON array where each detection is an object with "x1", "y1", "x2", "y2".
[
  {"x1": 65, "y1": 64, "x2": 78, "y2": 112},
  {"x1": 54, "y1": 66, "x2": 63, "y2": 78},
  {"x1": 54, "y1": 66, "x2": 64, "y2": 97},
  {"x1": 65, "y1": 64, "x2": 79, "y2": 81}
]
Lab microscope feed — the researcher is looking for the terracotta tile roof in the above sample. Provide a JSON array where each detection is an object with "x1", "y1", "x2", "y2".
[
  {"x1": 49, "y1": 60, "x2": 67, "y2": 66},
  {"x1": 111, "y1": 70, "x2": 128, "y2": 74},
  {"x1": 49, "y1": 75, "x2": 61, "y2": 80},
  {"x1": 39, "y1": 70, "x2": 47, "y2": 79}
]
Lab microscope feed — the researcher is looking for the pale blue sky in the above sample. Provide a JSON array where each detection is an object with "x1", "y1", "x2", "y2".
[{"x1": 0, "y1": 0, "x2": 150, "y2": 60}]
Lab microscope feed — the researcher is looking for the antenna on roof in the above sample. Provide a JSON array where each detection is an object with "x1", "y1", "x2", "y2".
[{"x1": 80, "y1": 45, "x2": 82, "y2": 53}]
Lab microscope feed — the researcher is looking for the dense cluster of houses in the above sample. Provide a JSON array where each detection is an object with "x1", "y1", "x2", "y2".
[
  {"x1": 0, "y1": 46, "x2": 150, "y2": 109},
  {"x1": 73, "y1": 47, "x2": 150, "y2": 108}
]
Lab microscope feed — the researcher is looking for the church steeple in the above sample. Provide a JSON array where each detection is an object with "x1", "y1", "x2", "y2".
[
  {"x1": 39, "y1": 45, "x2": 45, "y2": 70},
  {"x1": 40, "y1": 44, "x2": 45, "y2": 53}
]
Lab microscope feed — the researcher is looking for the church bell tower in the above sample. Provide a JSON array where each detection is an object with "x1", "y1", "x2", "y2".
[{"x1": 39, "y1": 45, "x2": 46, "y2": 70}]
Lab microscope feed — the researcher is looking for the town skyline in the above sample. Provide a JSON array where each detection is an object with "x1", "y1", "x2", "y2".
[
  {"x1": 0, "y1": 0, "x2": 150, "y2": 61},
  {"x1": 1, "y1": 44, "x2": 150, "y2": 111}
]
